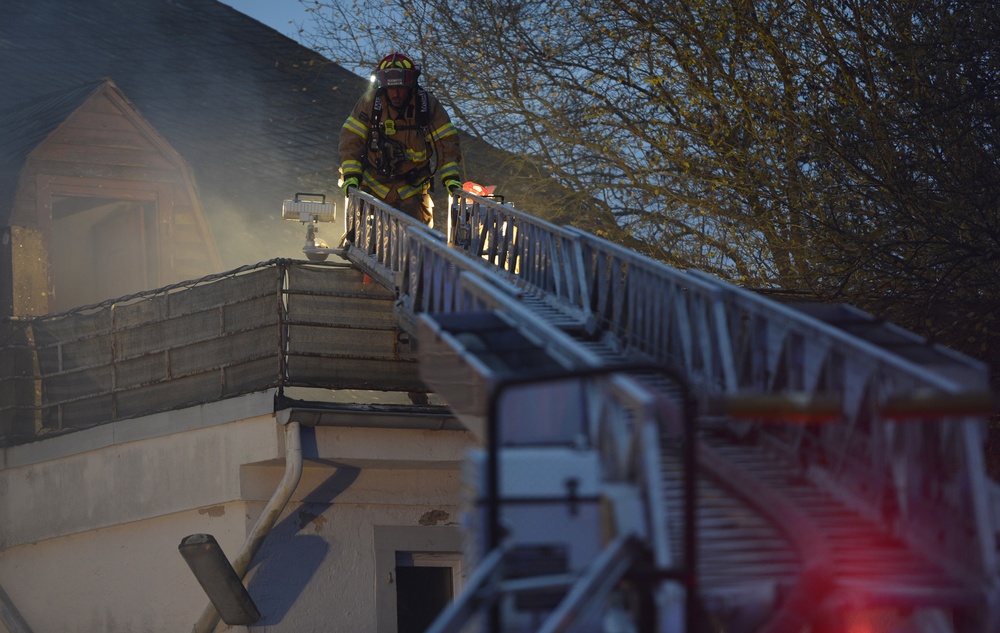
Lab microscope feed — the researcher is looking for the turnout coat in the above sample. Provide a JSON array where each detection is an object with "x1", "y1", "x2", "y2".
[{"x1": 339, "y1": 87, "x2": 461, "y2": 218}]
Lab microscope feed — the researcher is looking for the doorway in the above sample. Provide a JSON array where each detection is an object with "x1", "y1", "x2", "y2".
[
  {"x1": 374, "y1": 526, "x2": 463, "y2": 633},
  {"x1": 51, "y1": 195, "x2": 159, "y2": 311},
  {"x1": 395, "y1": 551, "x2": 461, "y2": 633}
]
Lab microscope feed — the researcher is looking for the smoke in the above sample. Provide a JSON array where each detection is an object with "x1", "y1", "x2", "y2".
[
  {"x1": 2, "y1": 0, "x2": 363, "y2": 265},
  {"x1": 201, "y1": 192, "x2": 346, "y2": 269}
]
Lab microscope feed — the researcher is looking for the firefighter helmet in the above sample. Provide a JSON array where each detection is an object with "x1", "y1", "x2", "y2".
[{"x1": 373, "y1": 53, "x2": 420, "y2": 90}]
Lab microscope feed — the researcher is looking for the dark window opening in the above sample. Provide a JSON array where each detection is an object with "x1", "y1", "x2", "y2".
[{"x1": 395, "y1": 565, "x2": 453, "y2": 633}]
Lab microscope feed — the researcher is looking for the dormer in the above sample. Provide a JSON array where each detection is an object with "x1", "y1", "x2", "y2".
[{"x1": 0, "y1": 79, "x2": 222, "y2": 316}]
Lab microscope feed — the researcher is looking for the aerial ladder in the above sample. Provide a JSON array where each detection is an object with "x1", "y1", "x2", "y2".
[{"x1": 337, "y1": 187, "x2": 1000, "y2": 633}]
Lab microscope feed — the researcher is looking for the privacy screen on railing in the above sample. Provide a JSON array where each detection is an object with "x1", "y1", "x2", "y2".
[{"x1": 0, "y1": 260, "x2": 420, "y2": 446}]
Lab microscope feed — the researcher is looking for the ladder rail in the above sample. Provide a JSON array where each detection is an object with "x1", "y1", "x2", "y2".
[
  {"x1": 342, "y1": 189, "x2": 445, "y2": 290},
  {"x1": 454, "y1": 193, "x2": 593, "y2": 328},
  {"x1": 454, "y1": 209, "x2": 996, "y2": 577},
  {"x1": 342, "y1": 187, "x2": 999, "y2": 614},
  {"x1": 562, "y1": 228, "x2": 996, "y2": 579}
]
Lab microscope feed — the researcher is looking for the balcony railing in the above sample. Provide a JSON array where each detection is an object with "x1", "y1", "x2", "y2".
[{"x1": 0, "y1": 259, "x2": 422, "y2": 446}]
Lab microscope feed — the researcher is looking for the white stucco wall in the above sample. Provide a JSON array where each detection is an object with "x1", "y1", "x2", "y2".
[
  {"x1": 243, "y1": 471, "x2": 465, "y2": 632},
  {"x1": 1, "y1": 505, "x2": 249, "y2": 633},
  {"x1": 1, "y1": 414, "x2": 280, "y2": 550},
  {"x1": 0, "y1": 394, "x2": 476, "y2": 633}
]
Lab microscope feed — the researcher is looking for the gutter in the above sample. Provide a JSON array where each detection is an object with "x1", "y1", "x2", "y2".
[
  {"x1": 192, "y1": 419, "x2": 303, "y2": 633},
  {"x1": 273, "y1": 394, "x2": 464, "y2": 432}
]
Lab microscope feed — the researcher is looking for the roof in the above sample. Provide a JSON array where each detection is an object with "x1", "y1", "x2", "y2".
[
  {"x1": 0, "y1": 0, "x2": 367, "y2": 268},
  {"x1": 0, "y1": 80, "x2": 109, "y2": 171},
  {"x1": 0, "y1": 80, "x2": 109, "y2": 214}
]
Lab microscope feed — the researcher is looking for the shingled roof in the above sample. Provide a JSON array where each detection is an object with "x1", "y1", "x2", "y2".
[{"x1": 0, "y1": 0, "x2": 366, "y2": 268}]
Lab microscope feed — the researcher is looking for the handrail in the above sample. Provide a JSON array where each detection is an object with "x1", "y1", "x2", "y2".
[
  {"x1": 342, "y1": 189, "x2": 446, "y2": 289},
  {"x1": 424, "y1": 543, "x2": 508, "y2": 633},
  {"x1": 486, "y1": 205, "x2": 994, "y2": 598},
  {"x1": 341, "y1": 185, "x2": 998, "y2": 606},
  {"x1": 469, "y1": 195, "x2": 587, "y2": 303},
  {"x1": 535, "y1": 534, "x2": 642, "y2": 633},
  {"x1": 451, "y1": 193, "x2": 593, "y2": 329},
  {"x1": 561, "y1": 226, "x2": 996, "y2": 578}
]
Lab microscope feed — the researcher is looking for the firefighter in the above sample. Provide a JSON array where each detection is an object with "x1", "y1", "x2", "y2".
[{"x1": 339, "y1": 52, "x2": 463, "y2": 227}]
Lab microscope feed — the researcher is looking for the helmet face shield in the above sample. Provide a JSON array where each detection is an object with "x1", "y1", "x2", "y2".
[
  {"x1": 375, "y1": 67, "x2": 418, "y2": 89},
  {"x1": 373, "y1": 53, "x2": 421, "y2": 90}
]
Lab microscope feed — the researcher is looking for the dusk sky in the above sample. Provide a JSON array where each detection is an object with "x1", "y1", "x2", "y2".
[{"x1": 219, "y1": 0, "x2": 314, "y2": 42}]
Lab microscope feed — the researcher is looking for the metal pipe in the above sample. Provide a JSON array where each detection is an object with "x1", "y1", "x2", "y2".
[
  {"x1": 0, "y1": 583, "x2": 33, "y2": 633},
  {"x1": 192, "y1": 419, "x2": 303, "y2": 633}
]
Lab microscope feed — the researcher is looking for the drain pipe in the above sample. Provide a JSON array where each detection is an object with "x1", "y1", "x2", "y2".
[
  {"x1": 0, "y1": 583, "x2": 33, "y2": 633},
  {"x1": 192, "y1": 418, "x2": 303, "y2": 633}
]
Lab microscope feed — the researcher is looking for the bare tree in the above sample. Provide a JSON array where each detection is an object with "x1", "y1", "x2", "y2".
[{"x1": 305, "y1": 0, "x2": 1000, "y2": 370}]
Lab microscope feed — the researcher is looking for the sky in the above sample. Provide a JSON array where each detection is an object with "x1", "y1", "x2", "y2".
[{"x1": 218, "y1": 0, "x2": 314, "y2": 42}]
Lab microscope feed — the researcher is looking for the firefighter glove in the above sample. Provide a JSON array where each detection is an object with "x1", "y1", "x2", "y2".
[
  {"x1": 342, "y1": 176, "x2": 359, "y2": 197},
  {"x1": 445, "y1": 179, "x2": 462, "y2": 196}
]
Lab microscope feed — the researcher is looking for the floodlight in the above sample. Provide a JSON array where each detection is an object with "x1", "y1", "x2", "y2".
[{"x1": 281, "y1": 192, "x2": 338, "y2": 262}]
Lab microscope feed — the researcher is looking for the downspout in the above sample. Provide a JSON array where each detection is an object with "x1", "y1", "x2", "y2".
[
  {"x1": 192, "y1": 418, "x2": 303, "y2": 633},
  {"x1": 0, "y1": 583, "x2": 33, "y2": 633}
]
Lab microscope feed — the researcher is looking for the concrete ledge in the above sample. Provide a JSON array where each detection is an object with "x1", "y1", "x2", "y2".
[{"x1": 1, "y1": 390, "x2": 276, "y2": 469}]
